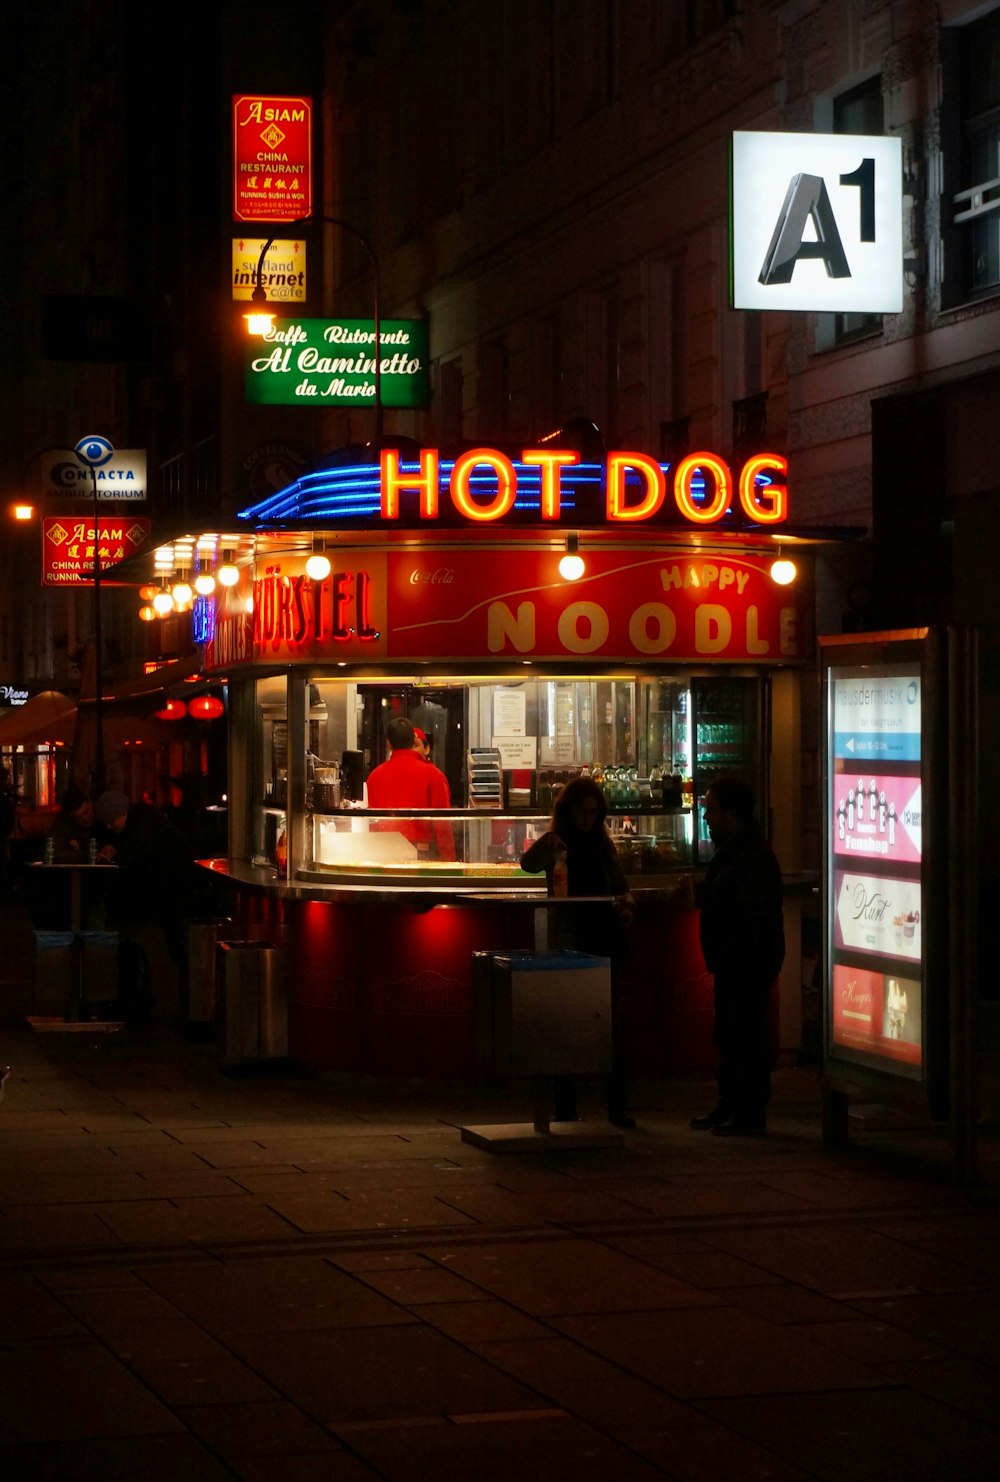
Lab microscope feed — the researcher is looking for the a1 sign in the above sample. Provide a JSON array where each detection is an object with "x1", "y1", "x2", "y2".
[{"x1": 730, "y1": 131, "x2": 903, "y2": 313}]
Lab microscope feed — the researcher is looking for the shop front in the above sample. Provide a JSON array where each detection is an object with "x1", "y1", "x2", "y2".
[{"x1": 197, "y1": 444, "x2": 817, "y2": 1077}]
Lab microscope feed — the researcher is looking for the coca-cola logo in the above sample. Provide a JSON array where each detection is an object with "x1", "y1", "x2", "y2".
[{"x1": 408, "y1": 567, "x2": 455, "y2": 586}]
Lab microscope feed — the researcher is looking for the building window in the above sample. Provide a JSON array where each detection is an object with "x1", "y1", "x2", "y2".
[
  {"x1": 948, "y1": 11, "x2": 1000, "y2": 301},
  {"x1": 830, "y1": 76, "x2": 884, "y2": 344}
]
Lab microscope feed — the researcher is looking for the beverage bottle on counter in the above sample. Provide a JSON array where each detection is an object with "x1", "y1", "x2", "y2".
[
  {"x1": 44, "y1": 834, "x2": 55, "y2": 865},
  {"x1": 551, "y1": 847, "x2": 569, "y2": 898},
  {"x1": 650, "y1": 764, "x2": 663, "y2": 806},
  {"x1": 88, "y1": 835, "x2": 99, "y2": 864}
]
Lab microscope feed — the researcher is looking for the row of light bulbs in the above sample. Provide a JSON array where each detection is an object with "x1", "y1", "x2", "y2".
[
  {"x1": 137, "y1": 536, "x2": 334, "y2": 622},
  {"x1": 137, "y1": 535, "x2": 794, "y2": 622},
  {"x1": 137, "y1": 535, "x2": 242, "y2": 621}
]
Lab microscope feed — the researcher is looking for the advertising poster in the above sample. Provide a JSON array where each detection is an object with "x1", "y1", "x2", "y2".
[
  {"x1": 825, "y1": 659, "x2": 925, "y2": 1077},
  {"x1": 831, "y1": 965, "x2": 921, "y2": 1072},
  {"x1": 833, "y1": 870, "x2": 922, "y2": 963},
  {"x1": 832, "y1": 774, "x2": 921, "y2": 864}
]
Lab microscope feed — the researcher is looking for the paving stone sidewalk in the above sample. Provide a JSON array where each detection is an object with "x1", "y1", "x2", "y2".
[{"x1": 1, "y1": 899, "x2": 999, "y2": 1480}]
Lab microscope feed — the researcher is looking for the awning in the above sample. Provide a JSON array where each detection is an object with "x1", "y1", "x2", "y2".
[
  {"x1": 0, "y1": 689, "x2": 174, "y2": 752},
  {"x1": 0, "y1": 690, "x2": 76, "y2": 747}
]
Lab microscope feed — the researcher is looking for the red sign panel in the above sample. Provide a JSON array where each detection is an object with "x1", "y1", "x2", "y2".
[
  {"x1": 385, "y1": 550, "x2": 807, "y2": 663},
  {"x1": 42, "y1": 516, "x2": 150, "y2": 586},
  {"x1": 232, "y1": 95, "x2": 312, "y2": 222},
  {"x1": 204, "y1": 550, "x2": 808, "y2": 669}
]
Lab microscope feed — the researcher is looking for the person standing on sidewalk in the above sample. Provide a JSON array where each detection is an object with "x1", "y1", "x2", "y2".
[{"x1": 690, "y1": 776, "x2": 784, "y2": 1137}]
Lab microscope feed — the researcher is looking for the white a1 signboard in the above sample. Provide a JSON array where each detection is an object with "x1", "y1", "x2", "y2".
[{"x1": 731, "y1": 131, "x2": 903, "y2": 313}]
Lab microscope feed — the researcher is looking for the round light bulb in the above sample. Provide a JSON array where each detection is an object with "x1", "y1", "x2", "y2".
[
  {"x1": 770, "y1": 557, "x2": 797, "y2": 586},
  {"x1": 138, "y1": 604, "x2": 156, "y2": 622},
  {"x1": 194, "y1": 572, "x2": 216, "y2": 596},
  {"x1": 171, "y1": 580, "x2": 193, "y2": 607},
  {"x1": 152, "y1": 590, "x2": 175, "y2": 615},
  {"x1": 559, "y1": 553, "x2": 586, "y2": 581},
  {"x1": 217, "y1": 562, "x2": 240, "y2": 588},
  {"x1": 305, "y1": 552, "x2": 332, "y2": 581}
]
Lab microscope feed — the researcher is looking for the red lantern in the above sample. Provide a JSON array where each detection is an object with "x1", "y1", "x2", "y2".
[
  {"x1": 154, "y1": 699, "x2": 187, "y2": 721},
  {"x1": 188, "y1": 694, "x2": 225, "y2": 721}
]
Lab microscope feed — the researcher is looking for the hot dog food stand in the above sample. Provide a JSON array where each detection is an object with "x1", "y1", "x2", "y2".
[{"x1": 190, "y1": 443, "x2": 814, "y2": 1077}]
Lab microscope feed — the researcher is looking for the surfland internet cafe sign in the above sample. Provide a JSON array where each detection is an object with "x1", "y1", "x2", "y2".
[
  {"x1": 246, "y1": 318, "x2": 430, "y2": 408},
  {"x1": 730, "y1": 131, "x2": 903, "y2": 313}
]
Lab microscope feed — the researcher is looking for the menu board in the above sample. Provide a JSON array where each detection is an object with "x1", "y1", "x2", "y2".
[{"x1": 825, "y1": 663, "x2": 923, "y2": 1078}]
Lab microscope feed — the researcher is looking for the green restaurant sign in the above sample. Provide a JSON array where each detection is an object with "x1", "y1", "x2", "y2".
[{"x1": 246, "y1": 318, "x2": 430, "y2": 407}]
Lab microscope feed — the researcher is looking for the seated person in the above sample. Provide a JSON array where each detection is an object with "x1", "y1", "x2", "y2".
[{"x1": 48, "y1": 786, "x2": 96, "y2": 864}]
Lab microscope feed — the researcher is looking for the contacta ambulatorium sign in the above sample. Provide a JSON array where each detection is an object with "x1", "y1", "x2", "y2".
[{"x1": 246, "y1": 318, "x2": 429, "y2": 408}]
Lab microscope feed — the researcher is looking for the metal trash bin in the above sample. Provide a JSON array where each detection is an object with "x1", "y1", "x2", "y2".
[
  {"x1": 185, "y1": 918, "x2": 232, "y2": 1023},
  {"x1": 218, "y1": 940, "x2": 287, "y2": 1059},
  {"x1": 477, "y1": 950, "x2": 612, "y2": 1076},
  {"x1": 79, "y1": 930, "x2": 119, "y2": 1004},
  {"x1": 32, "y1": 931, "x2": 77, "y2": 1007}
]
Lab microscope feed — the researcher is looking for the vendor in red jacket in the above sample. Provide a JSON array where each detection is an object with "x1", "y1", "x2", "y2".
[{"x1": 366, "y1": 716, "x2": 455, "y2": 860}]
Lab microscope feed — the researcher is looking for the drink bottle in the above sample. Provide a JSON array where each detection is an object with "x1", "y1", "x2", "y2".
[
  {"x1": 44, "y1": 835, "x2": 55, "y2": 865},
  {"x1": 88, "y1": 835, "x2": 99, "y2": 864}
]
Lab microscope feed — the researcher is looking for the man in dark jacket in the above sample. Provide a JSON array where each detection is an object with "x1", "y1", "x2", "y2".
[
  {"x1": 691, "y1": 776, "x2": 785, "y2": 1136},
  {"x1": 94, "y1": 790, "x2": 209, "y2": 1001}
]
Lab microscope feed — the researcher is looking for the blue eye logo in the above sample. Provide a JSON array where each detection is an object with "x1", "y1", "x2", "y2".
[{"x1": 74, "y1": 434, "x2": 115, "y2": 468}]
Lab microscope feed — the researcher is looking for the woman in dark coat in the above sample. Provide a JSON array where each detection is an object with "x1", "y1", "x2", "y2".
[{"x1": 520, "y1": 776, "x2": 635, "y2": 1127}]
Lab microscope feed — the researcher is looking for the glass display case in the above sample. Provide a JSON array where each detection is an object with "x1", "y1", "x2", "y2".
[
  {"x1": 239, "y1": 668, "x2": 766, "y2": 885},
  {"x1": 293, "y1": 807, "x2": 692, "y2": 887}
]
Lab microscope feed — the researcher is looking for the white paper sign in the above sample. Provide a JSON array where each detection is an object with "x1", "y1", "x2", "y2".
[
  {"x1": 493, "y1": 736, "x2": 536, "y2": 769},
  {"x1": 493, "y1": 688, "x2": 527, "y2": 736}
]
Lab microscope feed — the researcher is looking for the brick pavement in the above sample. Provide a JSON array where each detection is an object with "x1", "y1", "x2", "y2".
[{"x1": 1, "y1": 897, "x2": 999, "y2": 1480}]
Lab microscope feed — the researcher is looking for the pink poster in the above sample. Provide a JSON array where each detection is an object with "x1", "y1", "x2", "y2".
[
  {"x1": 832, "y1": 774, "x2": 921, "y2": 865},
  {"x1": 832, "y1": 964, "x2": 921, "y2": 1068}
]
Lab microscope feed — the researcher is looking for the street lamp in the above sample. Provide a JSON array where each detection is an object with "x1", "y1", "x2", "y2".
[
  {"x1": 73, "y1": 434, "x2": 114, "y2": 794},
  {"x1": 244, "y1": 216, "x2": 383, "y2": 446}
]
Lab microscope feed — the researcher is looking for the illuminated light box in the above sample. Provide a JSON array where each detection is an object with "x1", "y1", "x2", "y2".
[
  {"x1": 731, "y1": 131, "x2": 903, "y2": 313},
  {"x1": 246, "y1": 318, "x2": 430, "y2": 408},
  {"x1": 232, "y1": 239, "x2": 306, "y2": 304}
]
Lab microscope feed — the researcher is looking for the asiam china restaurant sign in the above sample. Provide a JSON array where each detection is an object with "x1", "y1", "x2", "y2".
[
  {"x1": 232, "y1": 95, "x2": 312, "y2": 222},
  {"x1": 204, "y1": 549, "x2": 809, "y2": 672},
  {"x1": 42, "y1": 516, "x2": 151, "y2": 586}
]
